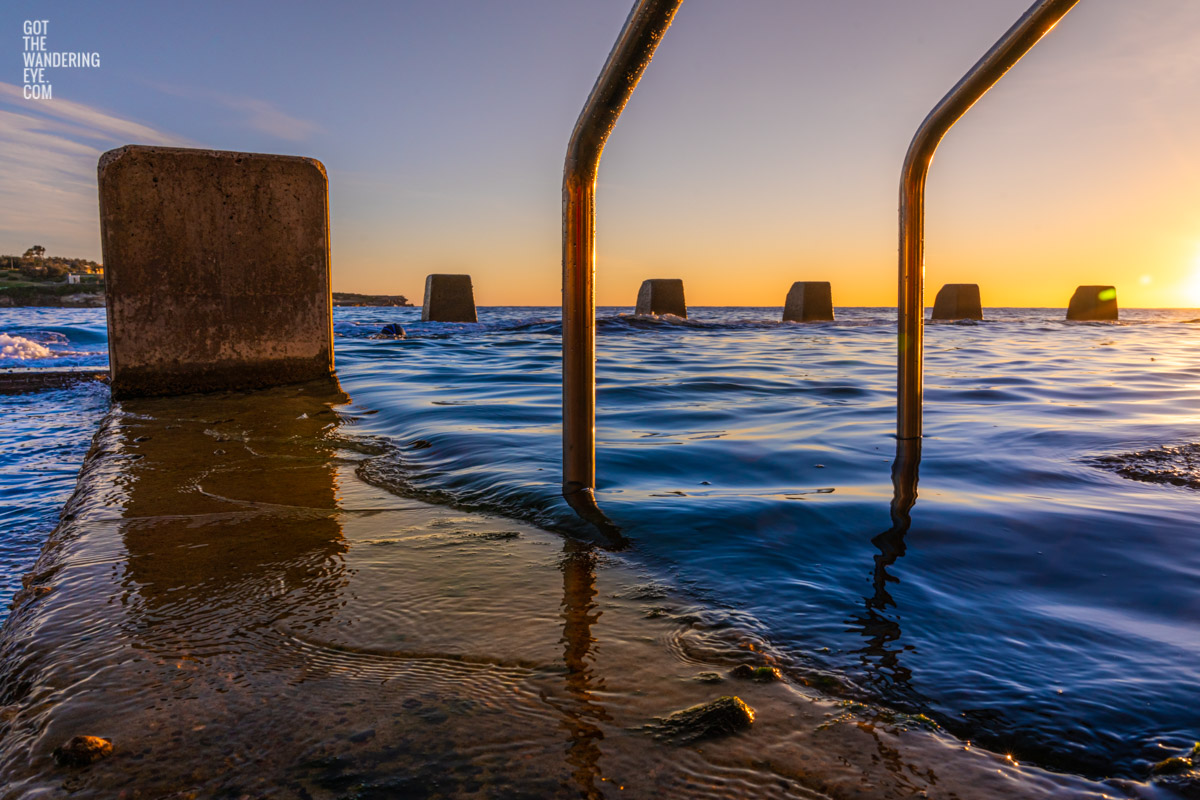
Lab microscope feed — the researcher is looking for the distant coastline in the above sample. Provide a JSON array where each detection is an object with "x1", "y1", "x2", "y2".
[
  {"x1": 1, "y1": 250, "x2": 405, "y2": 310},
  {"x1": 2, "y1": 249, "x2": 106, "y2": 308},
  {"x1": 332, "y1": 292, "x2": 412, "y2": 307},
  {"x1": 0, "y1": 285, "x2": 105, "y2": 308},
  {"x1": 0, "y1": 288, "x2": 418, "y2": 309}
]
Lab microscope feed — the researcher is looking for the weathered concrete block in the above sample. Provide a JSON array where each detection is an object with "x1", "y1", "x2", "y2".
[
  {"x1": 422, "y1": 274, "x2": 477, "y2": 322},
  {"x1": 931, "y1": 283, "x2": 983, "y2": 321},
  {"x1": 1067, "y1": 285, "x2": 1118, "y2": 321},
  {"x1": 782, "y1": 281, "x2": 833, "y2": 322},
  {"x1": 635, "y1": 279, "x2": 687, "y2": 318},
  {"x1": 99, "y1": 145, "x2": 332, "y2": 399}
]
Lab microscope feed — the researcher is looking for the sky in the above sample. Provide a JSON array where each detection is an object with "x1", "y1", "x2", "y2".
[{"x1": 4, "y1": 0, "x2": 1200, "y2": 307}]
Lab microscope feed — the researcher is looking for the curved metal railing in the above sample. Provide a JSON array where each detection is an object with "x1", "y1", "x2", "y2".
[
  {"x1": 898, "y1": 0, "x2": 1079, "y2": 440},
  {"x1": 560, "y1": 0, "x2": 1079, "y2": 533},
  {"x1": 562, "y1": 0, "x2": 682, "y2": 537}
]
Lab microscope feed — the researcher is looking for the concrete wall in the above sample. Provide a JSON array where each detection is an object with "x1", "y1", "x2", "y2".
[
  {"x1": 782, "y1": 281, "x2": 834, "y2": 322},
  {"x1": 422, "y1": 274, "x2": 478, "y2": 322},
  {"x1": 1067, "y1": 285, "x2": 1118, "y2": 321},
  {"x1": 931, "y1": 284, "x2": 983, "y2": 321},
  {"x1": 99, "y1": 145, "x2": 333, "y2": 399},
  {"x1": 635, "y1": 279, "x2": 687, "y2": 318}
]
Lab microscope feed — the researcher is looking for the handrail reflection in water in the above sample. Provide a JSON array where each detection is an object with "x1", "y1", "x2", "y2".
[
  {"x1": 847, "y1": 438, "x2": 922, "y2": 691},
  {"x1": 559, "y1": 541, "x2": 608, "y2": 796},
  {"x1": 869, "y1": 437, "x2": 922, "y2": 613}
]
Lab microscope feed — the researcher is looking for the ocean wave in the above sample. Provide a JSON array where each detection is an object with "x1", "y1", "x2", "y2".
[
  {"x1": 0, "y1": 333, "x2": 53, "y2": 359},
  {"x1": 34, "y1": 325, "x2": 107, "y2": 345}
]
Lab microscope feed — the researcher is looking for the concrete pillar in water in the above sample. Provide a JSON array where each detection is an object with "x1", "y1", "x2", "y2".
[
  {"x1": 782, "y1": 281, "x2": 834, "y2": 322},
  {"x1": 1067, "y1": 285, "x2": 1118, "y2": 321},
  {"x1": 635, "y1": 279, "x2": 687, "y2": 318},
  {"x1": 422, "y1": 274, "x2": 477, "y2": 322},
  {"x1": 931, "y1": 284, "x2": 983, "y2": 321},
  {"x1": 98, "y1": 145, "x2": 333, "y2": 400}
]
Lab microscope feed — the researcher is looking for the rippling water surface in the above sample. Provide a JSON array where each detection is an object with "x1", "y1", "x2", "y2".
[
  {"x1": 0, "y1": 309, "x2": 110, "y2": 614},
  {"x1": 3, "y1": 304, "x2": 1199, "y2": 782}
]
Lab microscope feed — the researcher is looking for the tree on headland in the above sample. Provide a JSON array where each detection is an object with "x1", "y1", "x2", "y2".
[{"x1": 2, "y1": 248, "x2": 102, "y2": 282}]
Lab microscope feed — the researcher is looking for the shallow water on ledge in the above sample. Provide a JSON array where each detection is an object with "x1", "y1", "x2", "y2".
[
  {"x1": 0, "y1": 384, "x2": 1122, "y2": 798},
  {"x1": 334, "y1": 306, "x2": 1200, "y2": 782},
  {"x1": 2, "y1": 305, "x2": 1200, "y2": 786}
]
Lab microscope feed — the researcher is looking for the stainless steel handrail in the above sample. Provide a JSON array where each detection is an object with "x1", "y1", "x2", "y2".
[
  {"x1": 898, "y1": 0, "x2": 1079, "y2": 440},
  {"x1": 562, "y1": 0, "x2": 682, "y2": 535},
  {"x1": 562, "y1": 0, "x2": 1078, "y2": 531}
]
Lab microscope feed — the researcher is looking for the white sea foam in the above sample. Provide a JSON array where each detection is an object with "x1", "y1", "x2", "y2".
[{"x1": 0, "y1": 333, "x2": 53, "y2": 359}]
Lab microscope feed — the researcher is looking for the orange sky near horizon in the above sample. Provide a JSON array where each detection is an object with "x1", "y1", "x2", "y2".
[
  {"x1": 327, "y1": 3, "x2": 1200, "y2": 309},
  {"x1": 4, "y1": 1, "x2": 1200, "y2": 309}
]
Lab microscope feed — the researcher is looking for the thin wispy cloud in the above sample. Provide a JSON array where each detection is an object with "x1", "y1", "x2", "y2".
[
  {"x1": 0, "y1": 82, "x2": 192, "y2": 256},
  {"x1": 0, "y1": 83, "x2": 191, "y2": 146},
  {"x1": 146, "y1": 82, "x2": 321, "y2": 142},
  {"x1": 0, "y1": 75, "x2": 319, "y2": 257},
  {"x1": 216, "y1": 94, "x2": 321, "y2": 141}
]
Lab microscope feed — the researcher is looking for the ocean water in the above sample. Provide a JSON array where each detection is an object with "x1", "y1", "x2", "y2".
[
  {"x1": 2, "y1": 304, "x2": 1199, "y2": 784},
  {"x1": 0, "y1": 309, "x2": 111, "y2": 621}
]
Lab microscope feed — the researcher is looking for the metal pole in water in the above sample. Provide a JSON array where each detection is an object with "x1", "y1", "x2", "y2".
[
  {"x1": 562, "y1": 0, "x2": 681, "y2": 534},
  {"x1": 898, "y1": 0, "x2": 1078, "y2": 440}
]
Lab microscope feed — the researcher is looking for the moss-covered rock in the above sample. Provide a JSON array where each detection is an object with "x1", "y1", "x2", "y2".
[
  {"x1": 644, "y1": 696, "x2": 755, "y2": 744},
  {"x1": 1150, "y1": 743, "x2": 1200, "y2": 798},
  {"x1": 1153, "y1": 756, "x2": 1192, "y2": 776},
  {"x1": 729, "y1": 664, "x2": 781, "y2": 682},
  {"x1": 53, "y1": 735, "x2": 113, "y2": 767}
]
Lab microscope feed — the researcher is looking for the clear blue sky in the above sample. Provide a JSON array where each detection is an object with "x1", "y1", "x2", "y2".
[{"x1": 4, "y1": 1, "x2": 1200, "y2": 305}]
